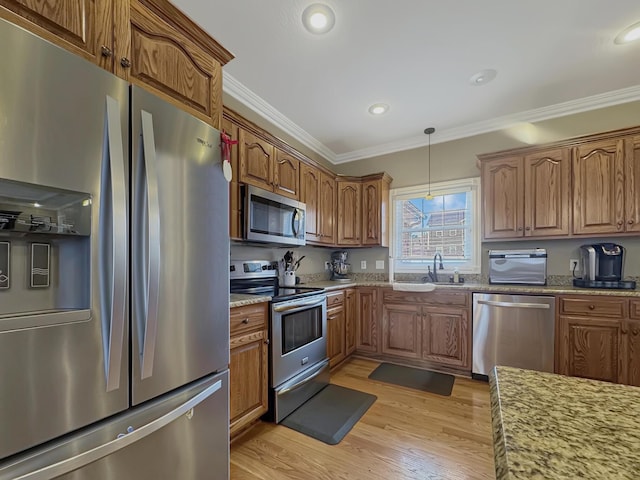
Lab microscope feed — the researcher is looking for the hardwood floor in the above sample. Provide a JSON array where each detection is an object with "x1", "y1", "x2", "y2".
[{"x1": 230, "y1": 358, "x2": 495, "y2": 479}]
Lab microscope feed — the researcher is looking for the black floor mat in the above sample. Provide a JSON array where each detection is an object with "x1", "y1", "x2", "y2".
[
  {"x1": 368, "y1": 363, "x2": 455, "y2": 396},
  {"x1": 280, "y1": 384, "x2": 376, "y2": 445}
]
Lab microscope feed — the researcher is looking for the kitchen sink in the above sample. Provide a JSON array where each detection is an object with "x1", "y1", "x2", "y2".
[{"x1": 392, "y1": 282, "x2": 436, "y2": 292}]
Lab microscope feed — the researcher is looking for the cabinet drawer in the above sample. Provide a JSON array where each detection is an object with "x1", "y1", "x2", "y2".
[
  {"x1": 326, "y1": 290, "x2": 345, "y2": 308},
  {"x1": 559, "y1": 297, "x2": 626, "y2": 318},
  {"x1": 230, "y1": 303, "x2": 268, "y2": 335},
  {"x1": 631, "y1": 300, "x2": 640, "y2": 320},
  {"x1": 383, "y1": 290, "x2": 469, "y2": 307}
]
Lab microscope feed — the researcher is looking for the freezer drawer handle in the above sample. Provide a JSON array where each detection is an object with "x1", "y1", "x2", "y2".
[
  {"x1": 13, "y1": 380, "x2": 222, "y2": 480},
  {"x1": 100, "y1": 96, "x2": 127, "y2": 392},
  {"x1": 476, "y1": 300, "x2": 550, "y2": 309}
]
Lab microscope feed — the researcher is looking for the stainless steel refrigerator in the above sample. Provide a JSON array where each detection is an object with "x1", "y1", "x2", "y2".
[{"x1": 0, "y1": 17, "x2": 229, "y2": 479}]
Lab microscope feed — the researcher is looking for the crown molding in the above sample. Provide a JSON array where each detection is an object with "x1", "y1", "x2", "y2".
[
  {"x1": 223, "y1": 72, "x2": 640, "y2": 165},
  {"x1": 222, "y1": 72, "x2": 337, "y2": 161}
]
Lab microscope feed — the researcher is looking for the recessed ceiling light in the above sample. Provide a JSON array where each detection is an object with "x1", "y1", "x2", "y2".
[
  {"x1": 614, "y1": 21, "x2": 640, "y2": 44},
  {"x1": 302, "y1": 4, "x2": 336, "y2": 34},
  {"x1": 469, "y1": 69, "x2": 497, "y2": 86},
  {"x1": 368, "y1": 103, "x2": 389, "y2": 115}
]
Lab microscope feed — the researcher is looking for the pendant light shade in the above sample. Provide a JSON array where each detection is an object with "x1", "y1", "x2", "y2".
[{"x1": 424, "y1": 127, "x2": 435, "y2": 200}]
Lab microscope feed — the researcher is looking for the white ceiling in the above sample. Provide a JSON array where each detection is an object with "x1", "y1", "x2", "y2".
[{"x1": 173, "y1": 0, "x2": 640, "y2": 164}]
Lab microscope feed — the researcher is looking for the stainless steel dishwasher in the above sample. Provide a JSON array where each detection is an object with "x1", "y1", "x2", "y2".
[{"x1": 472, "y1": 293, "x2": 555, "y2": 380}]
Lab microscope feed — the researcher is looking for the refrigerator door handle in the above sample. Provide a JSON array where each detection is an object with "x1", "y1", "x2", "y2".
[
  {"x1": 138, "y1": 110, "x2": 161, "y2": 380},
  {"x1": 100, "y1": 96, "x2": 127, "y2": 392},
  {"x1": 12, "y1": 380, "x2": 223, "y2": 480}
]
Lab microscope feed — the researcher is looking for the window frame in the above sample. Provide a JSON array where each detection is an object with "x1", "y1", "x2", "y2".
[{"x1": 389, "y1": 177, "x2": 481, "y2": 276}]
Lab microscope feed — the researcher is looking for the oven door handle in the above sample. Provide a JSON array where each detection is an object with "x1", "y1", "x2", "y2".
[
  {"x1": 272, "y1": 297, "x2": 325, "y2": 313},
  {"x1": 277, "y1": 360, "x2": 329, "y2": 395}
]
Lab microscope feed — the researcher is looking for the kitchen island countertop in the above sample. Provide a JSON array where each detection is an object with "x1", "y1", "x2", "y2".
[{"x1": 490, "y1": 366, "x2": 640, "y2": 479}]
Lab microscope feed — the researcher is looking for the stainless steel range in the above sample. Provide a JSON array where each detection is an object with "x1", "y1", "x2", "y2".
[{"x1": 230, "y1": 260, "x2": 329, "y2": 423}]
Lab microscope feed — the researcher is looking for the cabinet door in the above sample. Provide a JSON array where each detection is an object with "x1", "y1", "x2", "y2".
[
  {"x1": 327, "y1": 306, "x2": 346, "y2": 368},
  {"x1": 238, "y1": 129, "x2": 274, "y2": 191},
  {"x1": 356, "y1": 288, "x2": 378, "y2": 353},
  {"x1": 481, "y1": 156, "x2": 524, "y2": 239},
  {"x1": 300, "y1": 164, "x2": 321, "y2": 242},
  {"x1": 319, "y1": 173, "x2": 336, "y2": 244},
  {"x1": 382, "y1": 303, "x2": 421, "y2": 359},
  {"x1": 345, "y1": 289, "x2": 357, "y2": 356},
  {"x1": 229, "y1": 329, "x2": 268, "y2": 437},
  {"x1": 337, "y1": 181, "x2": 361, "y2": 245},
  {"x1": 623, "y1": 320, "x2": 640, "y2": 387},
  {"x1": 222, "y1": 116, "x2": 242, "y2": 240},
  {"x1": 273, "y1": 149, "x2": 300, "y2": 200},
  {"x1": 0, "y1": 0, "x2": 115, "y2": 71},
  {"x1": 421, "y1": 306, "x2": 469, "y2": 368},
  {"x1": 557, "y1": 316, "x2": 622, "y2": 383},
  {"x1": 128, "y1": 0, "x2": 223, "y2": 127},
  {"x1": 361, "y1": 180, "x2": 381, "y2": 246},
  {"x1": 625, "y1": 135, "x2": 640, "y2": 233},
  {"x1": 523, "y1": 148, "x2": 571, "y2": 237},
  {"x1": 573, "y1": 139, "x2": 625, "y2": 235}
]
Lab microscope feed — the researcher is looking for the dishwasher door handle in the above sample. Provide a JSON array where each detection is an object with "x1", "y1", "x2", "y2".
[{"x1": 476, "y1": 300, "x2": 550, "y2": 309}]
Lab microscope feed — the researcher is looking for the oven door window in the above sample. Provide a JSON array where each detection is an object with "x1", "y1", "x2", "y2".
[{"x1": 281, "y1": 305, "x2": 322, "y2": 354}]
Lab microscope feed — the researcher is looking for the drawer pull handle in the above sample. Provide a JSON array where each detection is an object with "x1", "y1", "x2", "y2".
[{"x1": 242, "y1": 318, "x2": 250, "y2": 324}]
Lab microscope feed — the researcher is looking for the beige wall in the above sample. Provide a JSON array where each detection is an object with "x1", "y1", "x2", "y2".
[{"x1": 227, "y1": 99, "x2": 640, "y2": 277}]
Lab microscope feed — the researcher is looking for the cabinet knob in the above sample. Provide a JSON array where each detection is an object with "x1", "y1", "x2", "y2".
[
  {"x1": 629, "y1": 220, "x2": 634, "y2": 225},
  {"x1": 242, "y1": 318, "x2": 249, "y2": 324},
  {"x1": 525, "y1": 226, "x2": 531, "y2": 231},
  {"x1": 264, "y1": 339, "x2": 270, "y2": 345},
  {"x1": 120, "y1": 57, "x2": 131, "y2": 68},
  {"x1": 100, "y1": 45, "x2": 113, "y2": 57},
  {"x1": 517, "y1": 227, "x2": 523, "y2": 231},
  {"x1": 617, "y1": 221, "x2": 623, "y2": 228},
  {"x1": 588, "y1": 304, "x2": 595, "y2": 310}
]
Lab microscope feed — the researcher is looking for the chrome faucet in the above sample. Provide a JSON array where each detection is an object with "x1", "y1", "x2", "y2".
[{"x1": 433, "y1": 253, "x2": 444, "y2": 282}]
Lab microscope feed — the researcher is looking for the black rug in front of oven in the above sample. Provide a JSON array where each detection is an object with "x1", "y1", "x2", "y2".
[{"x1": 280, "y1": 384, "x2": 376, "y2": 445}]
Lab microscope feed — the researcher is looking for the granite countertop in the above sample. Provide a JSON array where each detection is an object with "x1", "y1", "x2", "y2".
[
  {"x1": 489, "y1": 366, "x2": 640, "y2": 479},
  {"x1": 299, "y1": 281, "x2": 640, "y2": 297},
  {"x1": 230, "y1": 293, "x2": 271, "y2": 308}
]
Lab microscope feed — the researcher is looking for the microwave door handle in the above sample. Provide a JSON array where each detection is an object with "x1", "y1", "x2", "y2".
[
  {"x1": 138, "y1": 110, "x2": 161, "y2": 380},
  {"x1": 291, "y1": 208, "x2": 299, "y2": 237},
  {"x1": 100, "y1": 96, "x2": 127, "y2": 392}
]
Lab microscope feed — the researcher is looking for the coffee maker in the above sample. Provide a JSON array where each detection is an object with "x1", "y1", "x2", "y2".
[
  {"x1": 329, "y1": 251, "x2": 352, "y2": 282},
  {"x1": 573, "y1": 243, "x2": 636, "y2": 289}
]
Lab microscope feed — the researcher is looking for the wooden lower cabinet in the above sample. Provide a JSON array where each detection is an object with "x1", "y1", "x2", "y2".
[
  {"x1": 381, "y1": 303, "x2": 421, "y2": 359},
  {"x1": 356, "y1": 287, "x2": 379, "y2": 353},
  {"x1": 327, "y1": 305, "x2": 346, "y2": 368},
  {"x1": 421, "y1": 306, "x2": 469, "y2": 368},
  {"x1": 345, "y1": 288, "x2": 357, "y2": 355},
  {"x1": 557, "y1": 295, "x2": 640, "y2": 387},
  {"x1": 229, "y1": 303, "x2": 268, "y2": 438}
]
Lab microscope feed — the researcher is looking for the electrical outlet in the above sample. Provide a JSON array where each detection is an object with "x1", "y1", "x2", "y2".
[
  {"x1": 324, "y1": 261, "x2": 331, "y2": 271},
  {"x1": 569, "y1": 259, "x2": 579, "y2": 273},
  {"x1": 376, "y1": 260, "x2": 385, "y2": 270},
  {"x1": 360, "y1": 260, "x2": 367, "y2": 270}
]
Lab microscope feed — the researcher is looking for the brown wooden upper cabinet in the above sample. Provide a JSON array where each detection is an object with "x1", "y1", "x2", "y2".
[
  {"x1": 571, "y1": 134, "x2": 639, "y2": 235},
  {"x1": 301, "y1": 164, "x2": 336, "y2": 244},
  {"x1": 337, "y1": 180, "x2": 362, "y2": 246},
  {"x1": 273, "y1": 149, "x2": 300, "y2": 200},
  {"x1": 0, "y1": 0, "x2": 233, "y2": 129},
  {"x1": 0, "y1": 0, "x2": 117, "y2": 71},
  {"x1": 481, "y1": 148, "x2": 570, "y2": 240},
  {"x1": 361, "y1": 174, "x2": 392, "y2": 247},
  {"x1": 238, "y1": 129, "x2": 301, "y2": 200}
]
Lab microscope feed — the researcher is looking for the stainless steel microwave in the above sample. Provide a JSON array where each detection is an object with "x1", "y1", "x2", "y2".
[{"x1": 243, "y1": 185, "x2": 306, "y2": 246}]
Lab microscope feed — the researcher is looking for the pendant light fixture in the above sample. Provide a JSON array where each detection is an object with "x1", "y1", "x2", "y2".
[{"x1": 424, "y1": 127, "x2": 435, "y2": 200}]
